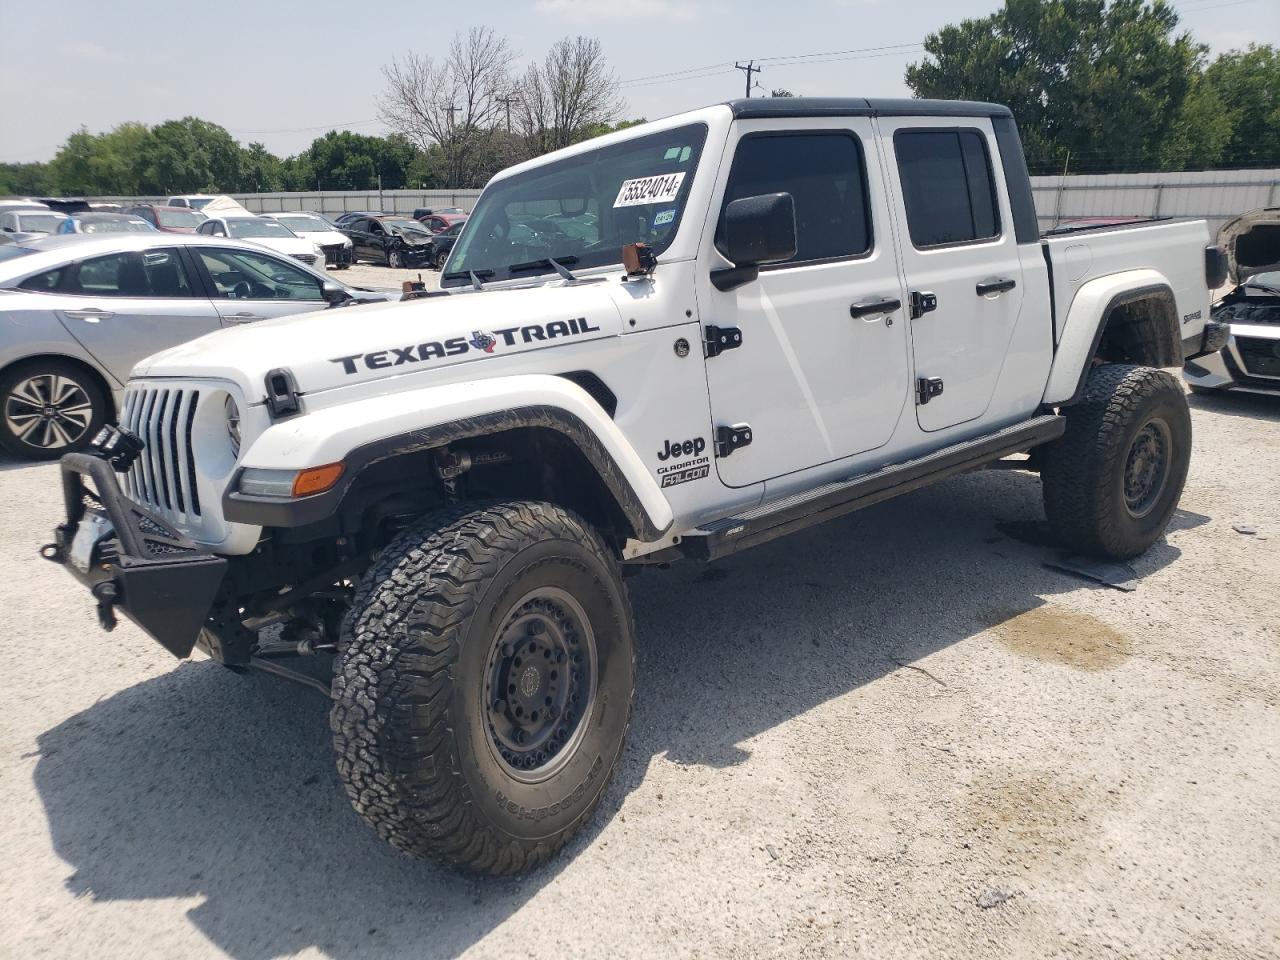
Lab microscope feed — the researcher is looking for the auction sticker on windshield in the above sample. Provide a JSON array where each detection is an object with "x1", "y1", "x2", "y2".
[{"x1": 614, "y1": 172, "x2": 686, "y2": 208}]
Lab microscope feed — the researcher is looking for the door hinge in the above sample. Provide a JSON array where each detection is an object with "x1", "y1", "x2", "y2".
[
  {"x1": 916, "y1": 377, "x2": 945, "y2": 405},
  {"x1": 909, "y1": 290, "x2": 938, "y2": 319},
  {"x1": 703, "y1": 325, "x2": 743, "y2": 358},
  {"x1": 714, "y1": 423, "x2": 753, "y2": 458}
]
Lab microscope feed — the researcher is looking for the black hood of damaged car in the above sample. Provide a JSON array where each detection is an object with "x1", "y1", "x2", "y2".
[{"x1": 1218, "y1": 207, "x2": 1280, "y2": 283}]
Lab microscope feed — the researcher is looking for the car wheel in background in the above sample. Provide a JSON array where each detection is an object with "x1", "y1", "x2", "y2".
[
  {"x1": 388, "y1": 248, "x2": 404, "y2": 269},
  {"x1": 0, "y1": 360, "x2": 109, "y2": 461}
]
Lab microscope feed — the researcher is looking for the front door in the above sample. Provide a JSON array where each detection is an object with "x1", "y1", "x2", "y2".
[
  {"x1": 878, "y1": 118, "x2": 1025, "y2": 432},
  {"x1": 699, "y1": 118, "x2": 911, "y2": 488},
  {"x1": 53, "y1": 247, "x2": 221, "y2": 382},
  {"x1": 192, "y1": 246, "x2": 330, "y2": 324}
]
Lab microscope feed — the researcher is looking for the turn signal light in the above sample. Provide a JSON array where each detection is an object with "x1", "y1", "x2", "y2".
[{"x1": 291, "y1": 462, "x2": 345, "y2": 497}]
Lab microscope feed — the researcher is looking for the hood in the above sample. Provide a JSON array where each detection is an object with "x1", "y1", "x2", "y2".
[
  {"x1": 248, "y1": 236, "x2": 319, "y2": 257},
  {"x1": 292, "y1": 229, "x2": 349, "y2": 247},
  {"x1": 1217, "y1": 207, "x2": 1280, "y2": 283},
  {"x1": 132, "y1": 280, "x2": 625, "y2": 401}
]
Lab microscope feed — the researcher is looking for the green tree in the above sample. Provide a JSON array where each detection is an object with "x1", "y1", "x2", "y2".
[
  {"x1": 906, "y1": 0, "x2": 1210, "y2": 173},
  {"x1": 0, "y1": 161, "x2": 54, "y2": 196},
  {"x1": 1203, "y1": 44, "x2": 1280, "y2": 167},
  {"x1": 136, "y1": 117, "x2": 244, "y2": 193}
]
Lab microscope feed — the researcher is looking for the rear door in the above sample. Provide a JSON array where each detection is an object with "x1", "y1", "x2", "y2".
[
  {"x1": 191, "y1": 245, "x2": 330, "y2": 323},
  {"x1": 699, "y1": 118, "x2": 912, "y2": 488},
  {"x1": 48, "y1": 247, "x2": 220, "y2": 381},
  {"x1": 878, "y1": 118, "x2": 1025, "y2": 431}
]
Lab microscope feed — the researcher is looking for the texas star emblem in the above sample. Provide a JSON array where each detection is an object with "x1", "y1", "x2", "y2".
[{"x1": 469, "y1": 330, "x2": 497, "y2": 353}]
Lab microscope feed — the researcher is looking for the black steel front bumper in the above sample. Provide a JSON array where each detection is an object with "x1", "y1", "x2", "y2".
[{"x1": 43, "y1": 453, "x2": 227, "y2": 659}]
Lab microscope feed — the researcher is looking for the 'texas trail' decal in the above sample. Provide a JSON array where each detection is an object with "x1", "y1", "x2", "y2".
[{"x1": 329, "y1": 316, "x2": 601, "y2": 375}]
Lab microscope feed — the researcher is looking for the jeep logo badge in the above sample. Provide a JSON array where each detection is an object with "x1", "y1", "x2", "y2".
[{"x1": 657, "y1": 436, "x2": 706, "y2": 461}]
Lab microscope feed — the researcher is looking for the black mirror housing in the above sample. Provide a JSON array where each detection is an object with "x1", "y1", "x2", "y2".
[
  {"x1": 322, "y1": 280, "x2": 350, "y2": 305},
  {"x1": 712, "y1": 192, "x2": 797, "y2": 291}
]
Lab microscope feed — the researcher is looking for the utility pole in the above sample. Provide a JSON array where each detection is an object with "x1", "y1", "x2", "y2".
[
  {"x1": 496, "y1": 95, "x2": 519, "y2": 133},
  {"x1": 735, "y1": 60, "x2": 763, "y2": 98},
  {"x1": 443, "y1": 103, "x2": 461, "y2": 129}
]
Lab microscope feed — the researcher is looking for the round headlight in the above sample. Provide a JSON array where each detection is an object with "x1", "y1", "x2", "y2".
[{"x1": 225, "y1": 395, "x2": 241, "y2": 457}]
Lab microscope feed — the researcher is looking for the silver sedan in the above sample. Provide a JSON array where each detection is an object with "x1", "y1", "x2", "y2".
[{"x1": 0, "y1": 233, "x2": 389, "y2": 459}]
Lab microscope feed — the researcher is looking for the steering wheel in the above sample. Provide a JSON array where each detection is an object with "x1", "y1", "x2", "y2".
[{"x1": 232, "y1": 281, "x2": 252, "y2": 299}]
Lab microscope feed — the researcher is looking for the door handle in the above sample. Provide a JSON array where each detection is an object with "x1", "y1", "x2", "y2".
[
  {"x1": 849, "y1": 297, "x2": 902, "y2": 321},
  {"x1": 64, "y1": 308, "x2": 114, "y2": 322},
  {"x1": 224, "y1": 312, "x2": 265, "y2": 324},
  {"x1": 976, "y1": 277, "x2": 1017, "y2": 296}
]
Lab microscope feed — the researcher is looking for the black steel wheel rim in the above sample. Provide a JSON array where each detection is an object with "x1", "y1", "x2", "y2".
[
  {"x1": 482, "y1": 586, "x2": 598, "y2": 783},
  {"x1": 4, "y1": 373, "x2": 94, "y2": 450},
  {"x1": 1122, "y1": 416, "x2": 1172, "y2": 518}
]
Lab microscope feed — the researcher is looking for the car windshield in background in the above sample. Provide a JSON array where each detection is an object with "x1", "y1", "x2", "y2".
[
  {"x1": 83, "y1": 218, "x2": 151, "y2": 234},
  {"x1": 276, "y1": 216, "x2": 330, "y2": 233},
  {"x1": 1247, "y1": 270, "x2": 1280, "y2": 289},
  {"x1": 186, "y1": 198, "x2": 213, "y2": 210},
  {"x1": 156, "y1": 209, "x2": 207, "y2": 228},
  {"x1": 444, "y1": 123, "x2": 707, "y2": 286},
  {"x1": 16, "y1": 215, "x2": 65, "y2": 233},
  {"x1": 228, "y1": 219, "x2": 295, "y2": 239},
  {"x1": 383, "y1": 219, "x2": 430, "y2": 237},
  {"x1": 0, "y1": 245, "x2": 37, "y2": 262}
]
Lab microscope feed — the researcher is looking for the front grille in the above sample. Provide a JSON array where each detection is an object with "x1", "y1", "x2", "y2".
[
  {"x1": 120, "y1": 386, "x2": 202, "y2": 520},
  {"x1": 1236, "y1": 336, "x2": 1280, "y2": 379},
  {"x1": 321, "y1": 243, "x2": 350, "y2": 265},
  {"x1": 292, "y1": 253, "x2": 318, "y2": 265}
]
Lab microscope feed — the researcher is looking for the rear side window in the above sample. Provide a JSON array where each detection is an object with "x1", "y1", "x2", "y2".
[
  {"x1": 71, "y1": 249, "x2": 195, "y2": 297},
  {"x1": 719, "y1": 132, "x2": 871, "y2": 265},
  {"x1": 894, "y1": 129, "x2": 1001, "y2": 248},
  {"x1": 18, "y1": 267, "x2": 67, "y2": 292}
]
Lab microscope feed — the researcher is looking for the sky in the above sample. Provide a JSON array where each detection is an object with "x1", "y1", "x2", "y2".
[{"x1": 1, "y1": 0, "x2": 1276, "y2": 164}]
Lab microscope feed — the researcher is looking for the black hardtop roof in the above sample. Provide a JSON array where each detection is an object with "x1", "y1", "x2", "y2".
[{"x1": 726, "y1": 97, "x2": 1013, "y2": 120}]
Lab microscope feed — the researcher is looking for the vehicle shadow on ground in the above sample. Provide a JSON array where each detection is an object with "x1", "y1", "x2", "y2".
[
  {"x1": 32, "y1": 468, "x2": 1198, "y2": 960},
  {"x1": 1188, "y1": 390, "x2": 1280, "y2": 422}
]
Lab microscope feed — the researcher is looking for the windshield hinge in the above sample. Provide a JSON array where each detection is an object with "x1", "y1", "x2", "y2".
[{"x1": 703, "y1": 325, "x2": 743, "y2": 358}]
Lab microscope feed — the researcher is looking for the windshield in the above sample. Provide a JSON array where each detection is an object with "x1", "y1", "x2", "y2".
[
  {"x1": 83, "y1": 218, "x2": 152, "y2": 234},
  {"x1": 444, "y1": 123, "x2": 706, "y2": 286},
  {"x1": 276, "y1": 215, "x2": 330, "y2": 233},
  {"x1": 0, "y1": 245, "x2": 37, "y2": 262},
  {"x1": 186, "y1": 198, "x2": 213, "y2": 210},
  {"x1": 1247, "y1": 270, "x2": 1280, "y2": 288},
  {"x1": 157, "y1": 209, "x2": 207, "y2": 228},
  {"x1": 16, "y1": 214, "x2": 65, "y2": 234},
  {"x1": 228, "y1": 219, "x2": 296, "y2": 239},
  {"x1": 382, "y1": 218, "x2": 430, "y2": 238}
]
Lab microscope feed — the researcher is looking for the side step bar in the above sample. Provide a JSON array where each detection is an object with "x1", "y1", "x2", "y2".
[{"x1": 684, "y1": 414, "x2": 1065, "y2": 561}]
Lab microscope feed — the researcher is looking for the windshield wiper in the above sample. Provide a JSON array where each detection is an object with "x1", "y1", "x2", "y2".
[
  {"x1": 442, "y1": 268, "x2": 494, "y2": 290},
  {"x1": 507, "y1": 256, "x2": 579, "y2": 281}
]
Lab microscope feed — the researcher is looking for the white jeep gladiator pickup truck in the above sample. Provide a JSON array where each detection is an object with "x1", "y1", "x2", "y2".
[{"x1": 46, "y1": 97, "x2": 1228, "y2": 874}]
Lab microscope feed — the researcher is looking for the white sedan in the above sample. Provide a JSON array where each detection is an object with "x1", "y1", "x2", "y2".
[
  {"x1": 195, "y1": 216, "x2": 326, "y2": 271},
  {"x1": 262, "y1": 212, "x2": 353, "y2": 270}
]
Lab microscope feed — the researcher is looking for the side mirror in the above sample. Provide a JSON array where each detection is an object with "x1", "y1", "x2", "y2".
[
  {"x1": 711, "y1": 192, "x2": 797, "y2": 291},
  {"x1": 322, "y1": 280, "x2": 350, "y2": 306}
]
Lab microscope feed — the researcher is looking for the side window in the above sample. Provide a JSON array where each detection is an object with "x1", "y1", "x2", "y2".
[
  {"x1": 197, "y1": 248, "x2": 325, "y2": 301},
  {"x1": 894, "y1": 129, "x2": 1001, "y2": 248},
  {"x1": 718, "y1": 132, "x2": 872, "y2": 266},
  {"x1": 69, "y1": 249, "x2": 194, "y2": 297},
  {"x1": 18, "y1": 267, "x2": 68, "y2": 292},
  {"x1": 370, "y1": 221, "x2": 384, "y2": 235}
]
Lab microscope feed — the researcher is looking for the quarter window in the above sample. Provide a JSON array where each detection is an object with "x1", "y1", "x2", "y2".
[
  {"x1": 718, "y1": 132, "x2": 872, "y2": 265},
  {"x1": 894, "y1": 129, "x2": 1001, "y2": 248},
  {"x1": 71, "y1": 250, "x2": 194, "y2": 297},
  {"x1": 18, "y1": 267, "x2": 67, "y2": 292}
]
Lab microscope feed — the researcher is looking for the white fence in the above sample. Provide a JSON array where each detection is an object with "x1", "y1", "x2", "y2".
[
  {"x1": 63, "y1": 167, "x2": 1280, "y2": 236},
  {"x1": 1030, "y1": 168, "x2": 1280, "y2": 235}
]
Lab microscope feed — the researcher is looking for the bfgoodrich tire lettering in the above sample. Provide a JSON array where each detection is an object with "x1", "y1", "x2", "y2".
[
  {"x1": 1041, "y1": 364, "x2": 1192, "y2": 560},
  {"x1": 330, "y1": 500, "x2": 635, "y2": 874}
]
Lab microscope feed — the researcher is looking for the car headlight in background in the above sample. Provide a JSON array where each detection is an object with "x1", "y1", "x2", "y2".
[{"x1": 224, "y1": 394, "x2": 241, "y2": 457}]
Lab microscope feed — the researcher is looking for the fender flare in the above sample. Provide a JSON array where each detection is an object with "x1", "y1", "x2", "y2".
[
  {"x1": 1042, "y1": 269, "x2": 1177, "y2": 405},
  {"x1": 223, "y1": 374, "x2": 674, "y2": 541}
]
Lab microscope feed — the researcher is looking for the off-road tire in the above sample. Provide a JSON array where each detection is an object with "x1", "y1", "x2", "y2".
[
  {"x1": 0, "y1": 358, "x2": 109, "y2": 460},
  {"x1": 331, "y1": 500, "x2": 635, "y2": 874},
  {"x1": 1041, "y1": 364, "x2": 1191, "y2": 560}
]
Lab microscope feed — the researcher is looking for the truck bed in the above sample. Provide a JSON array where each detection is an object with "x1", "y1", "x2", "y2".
[{"x1": 1043, "y1": 217, "x2": 1210, "y2": 344}]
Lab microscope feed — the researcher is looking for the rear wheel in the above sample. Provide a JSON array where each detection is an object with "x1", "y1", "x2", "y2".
[
  {"x1": 0, "y1": 360, "x2": 108, "y2": 460},
  {"x1": 1041, "y1": 364, "x2": 1191, "y2": 559},
  {"x1": 331, "y1": 500, "x2": 635, "y2": 874}
]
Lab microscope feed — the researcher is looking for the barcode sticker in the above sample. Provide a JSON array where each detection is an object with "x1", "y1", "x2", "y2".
[{"x1": 614, "y1": 172, "x2": 686, "y2": 208}]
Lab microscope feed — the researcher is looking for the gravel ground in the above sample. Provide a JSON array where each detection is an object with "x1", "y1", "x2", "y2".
[
  {"x1": 342, "y1": 261, "x2": 443, "y2": 293},
  {"x1": 0, "y1": 389, "x2": 1277, "y2": 960}
]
